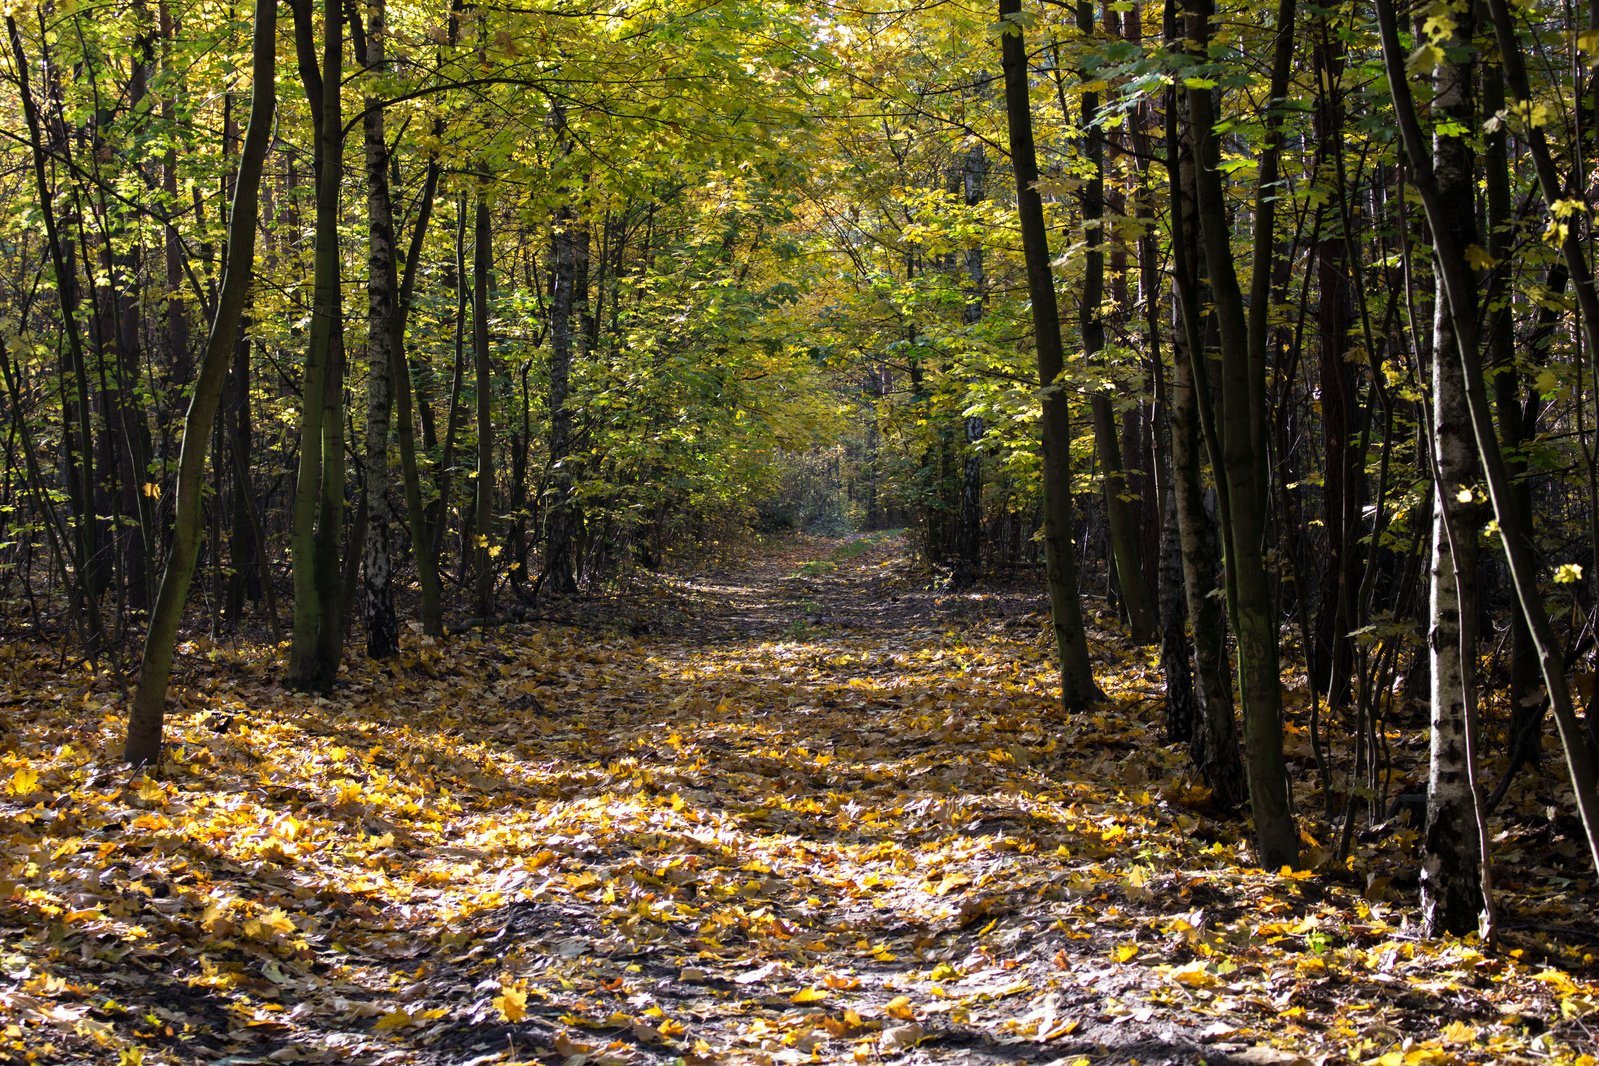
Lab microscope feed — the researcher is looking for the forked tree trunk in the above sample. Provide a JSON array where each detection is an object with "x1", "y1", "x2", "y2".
[{"x1": 287, "y1": 0, "x2": 346, "y2": 693}]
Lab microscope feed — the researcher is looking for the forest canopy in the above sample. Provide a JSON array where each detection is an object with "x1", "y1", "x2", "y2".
[{"x1": 4, "y1": 0, "x2": 1599, "y2": 1059}]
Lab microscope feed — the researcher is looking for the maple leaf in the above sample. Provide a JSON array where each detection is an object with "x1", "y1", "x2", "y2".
[{"x1": 493, "y1": 984, "x2": 529, "y2": 1022}]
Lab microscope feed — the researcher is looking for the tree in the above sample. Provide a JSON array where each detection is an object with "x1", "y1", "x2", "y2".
[
  {"x1": 125, "y1": 0, "x2": 278, "y2": 766},
  {"x1": 997, "y1": 0, "x2": 1101, "y2": 710},
  {"x1": 287, "y1": 0, "x2": 349, "y2": 692}
]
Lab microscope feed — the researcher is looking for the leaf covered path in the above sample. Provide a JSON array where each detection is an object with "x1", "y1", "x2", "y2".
[{"x1": 2, "y1": 536, "x2": 1597, "y2": 1065}]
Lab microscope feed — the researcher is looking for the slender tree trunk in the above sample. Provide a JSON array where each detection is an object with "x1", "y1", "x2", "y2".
[
  {"x1": 354, "y1": 0, "x2": 399, "y2": 658},
  {"x1": 8, "y1": 14, "x2": 104, "y2": 646},
  {"x1": 543, "y1": 197, "x2": 580, "y2": 595},
  {"x1": 999, "y1": 0, "x2": 1101, "y2": 709},
  {"x1": 1310, "y1": 27, "x2": 1360, "y2": 709},
  {"x1": 1185, "y1": 0, "x2": 1298, "y2": 866},
  {"x1": 126, "y1": 0, "x2": 276, "y2": 766},
  {"x1": 1061, "y1": 10, "x2": 1156, "y2": 641},
  {"x1": 473, "y1": 197, "x2": 496, "y2": 617},
  {"x1": 1165, "y1": 65, "x2": 1246, "y2": 807},
  {"x1": 1380, "y1": 0, "x2": 1599, "y2": 884},
  {"x1": 1416, "y1": 19, "x2": 1488, "y2": 937},
  {"x1": 952, "y1": 143, "x2": 988, "y2": 590},
  {"x1": 224, "y1": 325, "x2": 262, "y2": 626},
  {"x1": 394, "y1": 160, "x2": 444, "y2": 636},
  {"x1": 287, "y1": 0, "x2": 346, "y2": 692}
]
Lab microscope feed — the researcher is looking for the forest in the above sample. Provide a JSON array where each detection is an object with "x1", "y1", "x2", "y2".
[{"x1": 3, "y1": 0, "x2": 1599, "y2": 1060}]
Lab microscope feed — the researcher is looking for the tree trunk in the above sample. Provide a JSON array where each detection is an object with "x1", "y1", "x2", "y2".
[
  {"x1": 1420, "y1": 8, "x2": 1486, "y2": 937},
  {"x1": 7, "y1": 14, "x2": 105, "y2": 646},
  {"x1": 395, "y1": 160, "x2": 444, "y2": 636},
  {"x1": 287, "y1": 0, "x2": 346, "y2": 693},
  {"x1": 126, "y1": 0, "x2": 276, "y2": 766},
  {"x1": 1380, "y1": 0, "x2": 1599, "y2": 888},
  {"x1": 543, "y1": 195, "x2": 580, "y2": 595},
  {"x1": 473, "y1": 196, "x2": 496, "y2": 618},
  {"x1": 1309, "y1": 28, "x2": 1360, "y2": 709},
  {"x1": 952, "y1": 144, "x2": 988, "y2": 590},
  {"x1": 355, "y1": 0, "x2": 399, "y2": 658},
  {"x1": 998, "y1": 0, "x2": 1101, "y2": 709},
  {"x1": 1185, "y1": 0, "x2": 1298, "y2": 867}
]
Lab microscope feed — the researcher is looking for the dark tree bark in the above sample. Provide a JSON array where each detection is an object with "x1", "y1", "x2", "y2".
[
  {"x1": 287, "y1": 0, "x2": 347, "y2": 693},
  {"x1": 998, "y1": 0, "x2": 1101, "y2": 709},
  {"x1": 126, "y1": 0, "x2": 276, "y2": 766},
  {"x1": 1185, "y1": 0, "x2": 1298, "y2": 867}
]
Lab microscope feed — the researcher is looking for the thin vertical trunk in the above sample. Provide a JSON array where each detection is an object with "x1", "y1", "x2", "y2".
[
  {"x1": 1165, "y1": 53, "x2": 1246, "y2": 808},
  {"x1": 8, "y1": 14, "x2": 104, "y2": 645},
  {"x1": 224, "y1": 325, "x2": 262, "y2": 626},
  {"x1": 1420, "y1": 5, "x2": 1486, "y2": 937},
  {"x1": 999, "y1": 0, "x2": 1101, "y2": 709},
  {"x1": 1380, "y1": 0, "x2": 1599, "y2": 889},
  {"x1": 473, "y1": 197, "x2": 496, "y2": 617},
  {"x1": 126, "y1": 0, "x2": 275, "y2": 766},
  {"x1": 543, "y1": 194, "x2": 580, "y2": 595},
  {"x1": 952, "y1": 143, "x2": 987, "y2": 590},
  {"x1": 354, "y1": 0, "x2": 399, "y2": 658},
  {"x1": 1185, "y1": 0, "x2": 1298, "y2": 866},
  {"x1": 394, "y1": 159, "x2": 444, "y2": 636},
  {"x1": 1310, "y1": 26, "x2": 1360, "y2": 709},
  {"x1": 287, "y1": 0, "x2": 346, "y2": 692}
]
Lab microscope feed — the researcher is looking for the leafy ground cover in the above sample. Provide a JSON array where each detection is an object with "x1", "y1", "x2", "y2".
[{"x1": 1, "y1": 536, "x2": 1597, "y2": 1065}]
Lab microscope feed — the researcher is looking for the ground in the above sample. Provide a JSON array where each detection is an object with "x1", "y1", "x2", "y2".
[{"x1": 1, "y1": 535, "x2": 1596, "y2": 1065}]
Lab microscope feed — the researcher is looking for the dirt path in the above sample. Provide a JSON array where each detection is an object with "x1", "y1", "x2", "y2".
[
  {"x1": 402, "y1": 533, "x2": 1234, "y2": 1066},
  {"x1": 4, "y1": 536, "x2": 1592, "y2": 1066}
]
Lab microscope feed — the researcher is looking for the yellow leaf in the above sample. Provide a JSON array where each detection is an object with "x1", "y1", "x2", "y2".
[
  {"x1": 7, "y1": 766, "x2": 38, "y2": 796},
  {"x1": 374, "y1": 1009, "x2": 416, "y2": 1032},
  {"x1": 1111, "y1": 943, "x2": 1138, "y2": 963},
  {"x1": 258, "y1": 907, "x2": 297, "y2": 935},
  {"x1": 884, "y1": 995, "x2": 915, "y2": 1020},
  {"x1": 1407, "y1": 43, "x2": 1444, "y2": 74},
  {"x1": 791, "y1": 988, "x2": 829, "y2": 1004},
  {"x1": 1041, "y1": 1017, "x2": 1081, "y2": 1040},
  {"x1": 1170, "y1": 962, "x2": 1220, "y2": 989},
  {"x1": 494, "y1": 985, "x2": 528, "y2": 1022},
  {"x1": 1440, "y1": 1021, "x2": 1477, "y2": 1044}
]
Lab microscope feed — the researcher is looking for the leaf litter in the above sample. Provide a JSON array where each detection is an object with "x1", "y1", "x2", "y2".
[{"x1": 0, "y1": 535, "x2": 1596, "y2": 1065}]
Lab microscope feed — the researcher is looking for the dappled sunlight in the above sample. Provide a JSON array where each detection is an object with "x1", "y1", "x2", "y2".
[{"x1": 2, "y1": 538, "x2": 1597, "y2": 1064}]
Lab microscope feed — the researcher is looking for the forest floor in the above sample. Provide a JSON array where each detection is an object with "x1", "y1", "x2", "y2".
[{"x1": 2, "y1": 534, "x2": 1598, "y2": 1066}]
